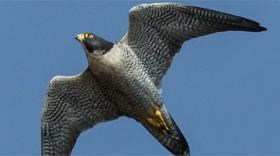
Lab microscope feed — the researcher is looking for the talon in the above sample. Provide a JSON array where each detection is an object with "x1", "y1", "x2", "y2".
[
  {"x1": 155, "y1": 110, "x2": 169, "y2": 131},
  {"x1": 147, "y1": 109, "x2": 169, "y2": 133}
]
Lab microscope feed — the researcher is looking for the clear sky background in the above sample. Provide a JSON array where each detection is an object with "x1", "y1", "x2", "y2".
[{"x1": 0, "y1": 1, "x2": 279, "y2": 155}]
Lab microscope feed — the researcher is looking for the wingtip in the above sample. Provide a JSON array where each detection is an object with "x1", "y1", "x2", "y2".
[
  {"x1": 249, "y1": 25, "x2": 267, "y2": 32},
  {"x1": 239, "y1": 18, "x2": 267, "y2": 32},
  {"x1": 258, "y1": 25, "x2": 267, "y2": 32}
]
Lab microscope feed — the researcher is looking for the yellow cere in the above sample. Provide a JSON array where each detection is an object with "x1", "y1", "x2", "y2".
[
  {"x1": 76, "y1": 33, "x2": 94, "y2": 41},
  {"x1": 76, "y1": 34, "x2": 85, "y2": 41}
]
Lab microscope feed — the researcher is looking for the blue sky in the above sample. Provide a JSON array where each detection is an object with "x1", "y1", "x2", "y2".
[{"x1": 0, "y1": 1, "x2": 279, "y2": 155}]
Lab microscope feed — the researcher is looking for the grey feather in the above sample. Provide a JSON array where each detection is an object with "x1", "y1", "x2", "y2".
[
  {"x1": 124, "y1": 3, "x2": 266, "y2": 88},
  {"x1": 42, "y1": 3, "x2": 266, "y2": 156}
]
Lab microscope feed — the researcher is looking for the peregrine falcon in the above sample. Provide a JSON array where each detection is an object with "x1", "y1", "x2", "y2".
[{"x1": 41, "y1": 3, "x2": 266, "y2": 156}]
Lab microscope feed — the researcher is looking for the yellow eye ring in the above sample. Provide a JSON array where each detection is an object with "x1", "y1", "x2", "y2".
[
  {"x1": 88, "y1": 34, "x2": 94, "y2": 38},
  {"x1": 84, "y1": 33, "x2": 94, "y2": 39}
]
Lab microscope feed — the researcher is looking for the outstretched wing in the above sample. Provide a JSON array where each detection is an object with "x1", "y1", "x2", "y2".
[
  {"x1": 122, "y1": 3, "x2": 266, "y2": 88},
  {"x1": 41, "y1": 69, "x2": 115, "y2": 155},
  {"x1": 41, "y1": 77, "x2": 80, "y2": 155}
]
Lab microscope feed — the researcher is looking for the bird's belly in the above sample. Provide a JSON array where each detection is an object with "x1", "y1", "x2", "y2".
[{"x1": 89, "y1": 45, "x2": 163, "y2": 120}]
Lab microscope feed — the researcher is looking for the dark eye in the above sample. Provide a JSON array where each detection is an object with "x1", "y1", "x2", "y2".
[
  {"x1": 88, "y1": 34, "x2": 94, "y2": 38},
  {"x1": 85, "y1": 33, "x2": 94, "y2": 39}
]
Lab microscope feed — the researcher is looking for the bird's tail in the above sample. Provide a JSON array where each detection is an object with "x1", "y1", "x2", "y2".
[{"x1": 141, "y1": 105, "x2": 190, "y2": 156}]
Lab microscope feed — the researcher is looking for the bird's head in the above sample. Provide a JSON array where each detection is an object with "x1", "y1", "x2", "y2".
[{"x1": 75, "y1": 32, "x2": 113, "y2": 56}]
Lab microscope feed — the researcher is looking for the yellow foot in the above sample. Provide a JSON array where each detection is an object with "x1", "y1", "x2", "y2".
[{"x1": 147, "y1": 110, "x2": 169, "y2": 133}]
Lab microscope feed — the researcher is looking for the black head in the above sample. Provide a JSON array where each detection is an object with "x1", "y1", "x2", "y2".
[{"x1": 75, "y1": 32, "x2": 113, "y2": 54}]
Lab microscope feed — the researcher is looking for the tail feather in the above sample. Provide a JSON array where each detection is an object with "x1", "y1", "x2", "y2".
[{"x1": 142, "y1": 108, "x2": 190, "y2": 156}]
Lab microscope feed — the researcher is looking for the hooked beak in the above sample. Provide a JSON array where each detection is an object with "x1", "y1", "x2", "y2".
[{"x1": 75, "y1": 34, "x2": 84, "y2": 42}]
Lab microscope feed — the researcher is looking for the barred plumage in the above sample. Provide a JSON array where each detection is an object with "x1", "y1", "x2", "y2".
[{"x1": 42, "y1": 3, "x2": 266, "y2": 156}]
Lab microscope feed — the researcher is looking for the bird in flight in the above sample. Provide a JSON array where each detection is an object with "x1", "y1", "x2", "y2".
[{"x1": 41, "y1": 3, "x2": 266, "y2": 156}]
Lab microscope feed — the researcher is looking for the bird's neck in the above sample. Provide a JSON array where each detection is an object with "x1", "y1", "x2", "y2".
[{"x1": 87, "y1": 45, "x2": 122, "y2": 79}]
